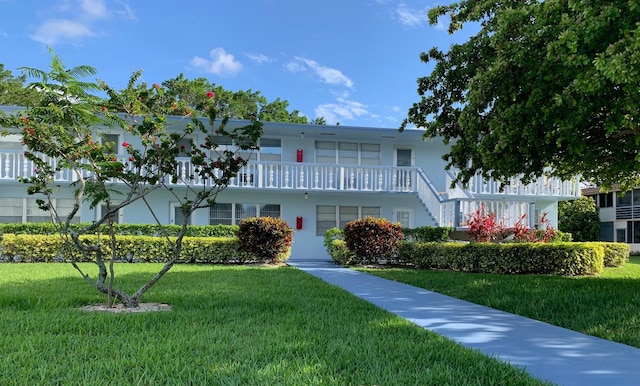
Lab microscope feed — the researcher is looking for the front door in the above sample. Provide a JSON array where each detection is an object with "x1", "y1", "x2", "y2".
[
  {"x1": 170, "y1": 202, "x2": 191, "y2": 225},
  {"x1": 395, "y1": 148, "x2": 414, "y2": 190}
]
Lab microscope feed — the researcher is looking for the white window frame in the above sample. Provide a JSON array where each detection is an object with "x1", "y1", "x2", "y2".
[
  {"x1": 209, "y1": 203, "x2": 281, "y2": 225},
  {"x1": 316, "y1": 205, "x2": 382, "y2": 236},
  {"x1": 98, "y1": 202, "x2": 123, "y2": 223}
]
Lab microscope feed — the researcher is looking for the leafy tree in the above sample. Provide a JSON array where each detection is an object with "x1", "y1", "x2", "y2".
[
  {"x1": 0, "y1": 64, "x2": 42, "y2": 106},
  {"x1": 558, "y1": 196, "x2": 601, "y2": 241},
  {"x1": 260, "y1": 97, "x2": 307, "y2": 123},
  {"x1": 105, "y1": 72, "x2": 318, "y2": 124},
  {"x1": 402, "y1": 0, "x2": 640, "y2": 190},
  {"x1": 0, "y1": 50, "x2": 262, "y2": 308},
  {"x1": 310, "y1": 117, "x2": 327, "y2": 125}
]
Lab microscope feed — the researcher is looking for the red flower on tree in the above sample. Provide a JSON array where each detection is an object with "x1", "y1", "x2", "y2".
[
  {"x1": 122, "y1": 142, "x2": 131, "y2": 148},
  {"x1": 206, "y1": 91, "x2": 215, "y2": 99}
]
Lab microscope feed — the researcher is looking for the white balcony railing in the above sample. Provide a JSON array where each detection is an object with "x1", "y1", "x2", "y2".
[
  {"x1": 0, "y1": 151, "x2": 579, "y2": 228},
  {"x1": 0, "y1": 152, "x2": 418, "y2": 193},
  {"x1": 171, "y1": 160, "x2": 420, "y2": 192},
  {"x1": 446, "y1": 170, "x2": 581, "y2": 199}
]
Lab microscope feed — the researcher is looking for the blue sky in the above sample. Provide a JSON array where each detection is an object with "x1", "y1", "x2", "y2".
[{"x1": 0, "y1": 0, "x2": 475, "y2": 127}]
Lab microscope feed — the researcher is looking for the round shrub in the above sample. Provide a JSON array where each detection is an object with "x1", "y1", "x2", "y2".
[
  {"x1": 237, "y1": 217, "x2": 293, "y2": 263},
  {"x1": 343, "y1": 217, "x2": 403, "y2": 264}
]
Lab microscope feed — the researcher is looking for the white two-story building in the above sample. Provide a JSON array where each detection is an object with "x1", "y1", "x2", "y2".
[{"x1": 0, "y1": 106, "x2": 581, "y2": 259}]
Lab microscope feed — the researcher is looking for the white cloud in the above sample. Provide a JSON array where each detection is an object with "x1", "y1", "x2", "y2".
[
  {"x1": 245, "y1": 52, "x2": 274, "y2": 64},
  {"x1": 286, "y1": 57, "x2": 354, "y2": 89},
  {"x1": 315, "y1": 96, "x2": 372, "y2": 125},
  {"x1": 284, "y1": 61, "x2": 305, "y2": 73},
  {"x1": 80, "y1": 0, "x2": 108, "y2": 20},
  {"x1": 113, "y1": 0, "x2": 137, "y2": 20},
  {"x1": 190, "y1": 48, "x2": 243, "y2": 76},
  {"x1": 30, "y1": 19, "x2": 96, "y2": 45},
  {"x1": 395, "y1": 3, "x2": 426, "y2": 27},
  {"x1": 30, "y1": 0, "x2": 136, "y2": 45}
]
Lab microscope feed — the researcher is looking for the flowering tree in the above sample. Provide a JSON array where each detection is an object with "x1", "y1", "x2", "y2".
[{"x1": 0, "y1": 51, "x2": 262, "y2": 308}]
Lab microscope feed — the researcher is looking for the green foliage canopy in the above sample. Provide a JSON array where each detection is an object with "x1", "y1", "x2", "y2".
[
  {"x1": 104, "y1": 72, "x2": 313, "y2": 123},
  {"x1": 558, "y1": 196, "x2": 601, "y2": 241},
  {"x1": 0, "y1": 64, "x2": 42, "y2": 106},
  {"x1": 0, "y1": 67, "x2": 321, "y2": 124},
  {"x1": 402, "y1": 0, "x2": 640, "y2": 190}
]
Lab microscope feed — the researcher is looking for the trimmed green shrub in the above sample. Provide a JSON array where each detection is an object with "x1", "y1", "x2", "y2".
[
  {"x1": 237, "y1": 217, "x2": 293, "y2": 263},
  {"x1": 343, "y1": 217, "x2": 403, "y2": 264},
  {"x1": 0, "y1": 234, "x2": 247, "y2": 263},
  {"x1": 584, "y1": 242, "x2": 629, "y2": 267},
  {"x1": 403, "y1": 226, "x2": 453, "y2": 242},
  {"x1": 402, "y1": 242, "x2": 604, "y2": 276},
  {"x1": 345, "y1": 241, "x2": 605, "y2": 276},
  {"x1": 323, "y1": 227, "x2": 344, "y2": 257},
  {"x1": 0, "y1": 222, "x2": 238, "y2": 237},
  {"x1": 329, "y1": 239, "x2": 357, "y2": 266}
]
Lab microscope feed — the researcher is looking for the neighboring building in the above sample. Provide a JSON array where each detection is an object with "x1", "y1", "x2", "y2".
[
  {"x1": 0, "y1": 106, "x2": 581, "y2": 259},
  {"x1": 583, "y1": 186, "x2": 640, "y2": 251}
]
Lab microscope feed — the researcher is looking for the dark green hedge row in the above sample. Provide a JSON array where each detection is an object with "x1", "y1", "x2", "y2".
[
  {"x1": 584, "y1": 242, "x2": 629, "y2": 267},
  {"x1": 329, "y1": 240, "x2": 614, "y2": 276},
  {"x1": 402, "y1": 226, "x2": 453, "y2": 242},
  {"x1": 0, "y1": 234, "x2": 289, "y2": 264},
  {"x1": 0, "y1": 223, "x2": 239, "y2": 238},
  {"x1": 400, "y1": 242, "x2": 603, "y2": 275},
  {"x1": 324, "y1": 225, "x2": 454, "y2": 246}
]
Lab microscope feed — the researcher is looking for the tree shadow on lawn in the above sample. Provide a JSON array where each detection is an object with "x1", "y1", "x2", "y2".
[
  {"x1": 0, "y1": 264, "x2": 303, "y2": 311},
  {"x1": 366, "y1": 268, "x2": 640, "y2": 348},
  {"x1": 0, "y1": 264, "x2": 544, "y2": 385}
]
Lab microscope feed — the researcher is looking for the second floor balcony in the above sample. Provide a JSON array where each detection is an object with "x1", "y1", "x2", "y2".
[
  {"x1": 0, "y1": 150, "x2": 581, "y2": 200},
  {"x1": 0, "y1": 151, "x2": 417, "y2": 193}
]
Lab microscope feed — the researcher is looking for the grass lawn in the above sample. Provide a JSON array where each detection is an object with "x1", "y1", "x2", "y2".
[
  {"x1": 0, "y1": 263, "x2": 549, "y2": 385},
  {"x1": 359, "y1": 256, "x2": 640, "y2": 349}
]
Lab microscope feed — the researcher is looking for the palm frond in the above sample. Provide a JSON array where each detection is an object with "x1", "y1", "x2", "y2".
[
  {"x1": 19, "y1": 67, "x2": 48, "y2": 83},
  {"x1": 66, "y1": 65, "x2": 98, "y2": 79}
]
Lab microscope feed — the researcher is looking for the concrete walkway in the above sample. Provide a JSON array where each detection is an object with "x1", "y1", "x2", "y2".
[{"x1": 289, "y1": 260, "x2": 640, "y2": 386}]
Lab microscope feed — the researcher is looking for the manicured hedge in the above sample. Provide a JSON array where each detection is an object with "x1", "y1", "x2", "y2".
[
  {"x1": 343, "y1": 217, "x2": 403, "y2": 264},
  {"x1": 329, "y1": 239, "x2": 357, "y2": 266},
  {"x1": 582, "y1": 242, "x2": 629, "y2": 267},
  {"x1": 332, "y1": 240, "x2": 607, "y2": 276},
  {"x1": 0, "y1": 234, "x2": 273, "y2": 263},
  {"x1": 399, "y1": 243, "x2": 604, "y2": 276},
  {"x1": 403, "y1": 226, "x2": 453, "y2": 242},
  {"x1": 0, "y1": 223, "x2": 239, "y2": 238},
  {"x1": 237, "y1": 217, "x2": 293, "y2": 264}
]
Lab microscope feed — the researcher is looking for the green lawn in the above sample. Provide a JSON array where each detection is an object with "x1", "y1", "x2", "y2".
[
  {"x1": 359, "y1": 256, "x2": 640, "y2": 348},
  {"x1": 0, "y1": 263, "x2": 548, "y2": 385}
]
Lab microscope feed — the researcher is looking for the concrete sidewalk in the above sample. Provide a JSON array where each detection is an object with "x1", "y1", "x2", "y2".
[{"x1": 289, "y1": 260, "x2": 640, "y2": 386}]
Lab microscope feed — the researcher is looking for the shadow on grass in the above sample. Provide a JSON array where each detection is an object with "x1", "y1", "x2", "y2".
[
  {"x1": 0, "y1": 264, "x2": 302, "y2": 311},
  {"x1": 0, "y1": 263, "x2": 545, "y2": 385},
  {"x1": 361, "y1": 267, "x2": 640, "y2": 348}
]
